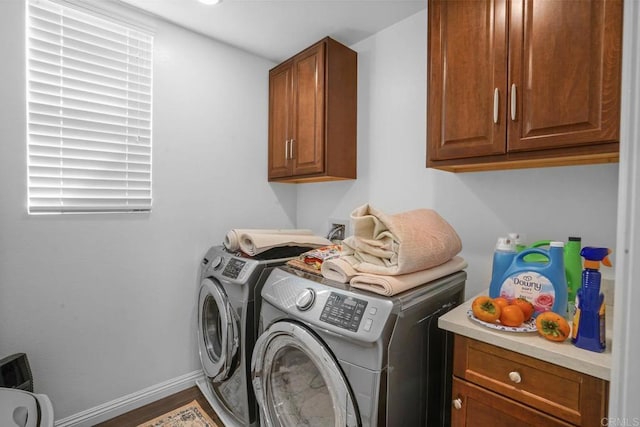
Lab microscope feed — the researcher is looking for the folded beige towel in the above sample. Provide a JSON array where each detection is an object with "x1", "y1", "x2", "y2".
[
  {"x1": 350, "y1": 256, "x2": 467, "y2": 296},
  {"x1": 239, "y1": 233, "x2": 332, "y2": 256},
  {"x1": 224, "y1": 228, "x2": 313, "y2": 252},
  {"x1": 321, "y1": 257, "x2": 359, "y2": 283},
  {"x1": 342, "y1": 204, "x2": 462, "y2": 275}
]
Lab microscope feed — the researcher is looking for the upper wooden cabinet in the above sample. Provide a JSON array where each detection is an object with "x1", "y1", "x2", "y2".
[
  {"x1": 268, "y1": 37, "x2": 357, "y2": 183},
  {"x1": 427, "y1": 0, "x2": 622, "y2": 173}
]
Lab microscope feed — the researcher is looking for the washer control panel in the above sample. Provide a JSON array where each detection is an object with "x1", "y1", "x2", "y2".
[
  {"x1": 319, "y1": 292, "x2": 368, "y2": 332},
  {"x1": 261, "y1": 267, "x2": 395, "y2": 342}
]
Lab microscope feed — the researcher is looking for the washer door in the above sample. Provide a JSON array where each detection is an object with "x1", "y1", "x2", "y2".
[
  {"x1": 198, "y1": 278, "x2": 239, "y2": 382},
  {"x1": 251, "y1": 321, "x2": 360, "y2": 427}
]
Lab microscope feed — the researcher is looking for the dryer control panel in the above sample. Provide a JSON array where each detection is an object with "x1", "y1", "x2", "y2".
[{"x1": 222, "y1": 258, "x2": 247, "y2": 279}]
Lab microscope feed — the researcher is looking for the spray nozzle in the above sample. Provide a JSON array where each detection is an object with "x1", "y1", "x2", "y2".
[{"x1": 580, "y1": 247, "x2": 612, "y2": 269}]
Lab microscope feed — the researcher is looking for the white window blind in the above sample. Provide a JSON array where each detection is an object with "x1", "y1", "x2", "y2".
[{"x1": 27, "y1": 0, "x2": 153, "y2": 213}]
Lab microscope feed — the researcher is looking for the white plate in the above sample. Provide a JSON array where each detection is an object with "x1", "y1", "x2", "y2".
[{"x1": 466, "y1": 309, "x2": 537, "y2": 333}]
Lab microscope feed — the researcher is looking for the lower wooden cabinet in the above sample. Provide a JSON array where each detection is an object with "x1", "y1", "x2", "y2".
[
  {"x1": 451, "y1": 336, "x2": 608, "y2": 427},
  {"x1": 452, "y1": 377, "x2": 572, "y2": 427}
]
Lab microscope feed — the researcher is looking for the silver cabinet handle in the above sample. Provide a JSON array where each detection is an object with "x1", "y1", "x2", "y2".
[
  {"x1": 453, "y1": 398, "x2": 463, "y2": 410},
  {"x1": 493, "y1": 88, "x2": 499, "y2": 124},
  {"x1": 508, "y1": 371, "x2": 522, "y2": 383},
  {"x1": 511, "y1": 83, "x2": 517, "y2": 121},
  {"x1": 290, "y1": 139, "x2": 295, "y2": 159},
  {"x1": 284, "y1": 139, "x2": 290, "y2": 160}
]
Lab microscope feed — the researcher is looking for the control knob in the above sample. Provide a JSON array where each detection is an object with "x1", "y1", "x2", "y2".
[
  {"x1": 210, "y1": 256, "x2": 223, "y2": 270},
  {"x1": 295, "y1": 288, "x2": 316, "y2": 311}
]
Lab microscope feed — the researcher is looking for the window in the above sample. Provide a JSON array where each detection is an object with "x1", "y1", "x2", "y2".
[{"x1": 26, "y1": 0, "x2": 153, "y2": 213}]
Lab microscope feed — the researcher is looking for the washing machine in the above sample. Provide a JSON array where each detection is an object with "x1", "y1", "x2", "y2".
[
  {"x1": 251, "y1": 266, "x2": 466, "y2": 427},
  {"x1": 196, "y1": 245, "x2": 310, "y2": 427}
]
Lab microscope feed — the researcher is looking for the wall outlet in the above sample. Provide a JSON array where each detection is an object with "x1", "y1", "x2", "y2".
[{"x1": 328, "y1": 218, "x2": 350, "y2": 241}]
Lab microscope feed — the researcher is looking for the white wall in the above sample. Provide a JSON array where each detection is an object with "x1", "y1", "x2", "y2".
[
  {"x1": 0, "y1": 0, "x2": 295, "y2": 420},
  {"x1": 296, "y1": 10, "x2": 619, "y2": 299}
]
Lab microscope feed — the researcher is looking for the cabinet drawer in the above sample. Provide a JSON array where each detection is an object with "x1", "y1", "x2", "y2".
[
  {"x1": 453, "y1": 336, "x2": 608, "y2": 426},
  {"x1": 451, "y1": 377, "x2": 572, "y2": 427}
]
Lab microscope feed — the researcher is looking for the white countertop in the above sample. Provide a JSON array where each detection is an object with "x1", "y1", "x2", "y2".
[{"x1": 439, "y1": 291, "x2": 612, "y2": 381}]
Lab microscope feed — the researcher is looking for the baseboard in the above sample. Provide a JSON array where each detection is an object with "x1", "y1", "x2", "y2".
[{"x1": 54, "y1": 370, "x2": 205, "y2": 427}]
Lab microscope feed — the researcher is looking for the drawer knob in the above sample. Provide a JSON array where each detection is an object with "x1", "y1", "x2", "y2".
[
  {"x1": 453, "y1": 398, "x2": 463, "y2": 410},
  {"x1": 509, "y1": 371, "x2": 522, "y2": 383}
]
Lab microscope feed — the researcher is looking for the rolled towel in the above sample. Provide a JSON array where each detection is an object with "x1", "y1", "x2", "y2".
[
  {"x1": 342, "y1": 204, "x2": 462, "y2": 275},
  {"x1": 350, "y1": 256, "x2": 468, "y2": 296},
  {"x1": 321, "y1": 257, "x2": 359, "y2": 283},
  {"x1": 224, "y1": 228, "x2": 313, "y2": 252},
  {"x1": 239, "y1": 232, "x2": 332, "y2": 256}
]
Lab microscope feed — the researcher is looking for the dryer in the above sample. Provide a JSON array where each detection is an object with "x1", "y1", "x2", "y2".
[
  {"x1": 251, "y1": 266, "x2": 466, "y2": 427},
  {"x1": 196, "y1": 246, "x2": 308, "y2": 427}
]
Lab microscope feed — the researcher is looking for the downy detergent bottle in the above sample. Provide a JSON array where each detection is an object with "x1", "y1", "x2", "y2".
[
  {"x1": 572, "y1": 247, "x2": 611, "y2": 353},
  {"x1": 489, "y1": 241, "x2": 567, "y2": 317},
  {"x1": 489, "y1": 237, "x2": 517, "y2": 293}
]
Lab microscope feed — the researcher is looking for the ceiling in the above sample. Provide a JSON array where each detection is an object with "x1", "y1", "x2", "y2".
[{"x1": 117, "y1": 0, "x2": 427, "y2": 63}]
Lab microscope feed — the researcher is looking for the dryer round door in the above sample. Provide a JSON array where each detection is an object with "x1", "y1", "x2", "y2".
[
  {"x1": 198, "y1": 278, "x2": 239, "y2": 382},
  {"x1": 251, "y1": 321, "x2": 361, "y2": 427}
]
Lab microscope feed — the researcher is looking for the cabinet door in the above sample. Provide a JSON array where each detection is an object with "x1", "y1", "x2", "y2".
[
  {"x1": 453, "y1": 336, "x2": 609, "y2": 426},
  {"x1": 451, "y1": 378, "x2": 572, "y2": 427},
  {"x1": 507, "y1": 0, "x2": 622, "y2": 152},
  {"x1": 268, "y1": 62, "x2": 293, "y2": 179},
  {"x1": 427, "y1": 0, "x2": 508, "y2": 161},
  {"x1": 292, "y1": 43, "x2": 325, "y2": 176}
]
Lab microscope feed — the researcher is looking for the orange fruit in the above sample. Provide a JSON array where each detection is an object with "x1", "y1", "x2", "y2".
[
  {"x1": 471, "y1": 296, "x2": 501, "y2": 323},
  {"x1": 500, "y1": 304, "x2": 525, "y2": 327},
  {"x1": 493, "y1": 297, "x2": 510, "y2": 311},
  {"x1": 536, "y1": 312, "x2": 570, "y2": 342},
  {"x1": 513, "y1": 297, "x2": 535, "y2": 321}
]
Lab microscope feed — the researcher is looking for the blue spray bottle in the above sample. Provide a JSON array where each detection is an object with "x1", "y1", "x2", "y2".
[{"x1": 572, "y1": 247, "x2": 611, "y2": 352}]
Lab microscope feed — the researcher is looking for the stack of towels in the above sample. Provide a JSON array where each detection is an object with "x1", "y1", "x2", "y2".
[
  {"x1": 321, "y1": 204, "x2": 467, "y2": 296},
  {"x1": 224, "y1": 228, "x2": 332, "y2": 256}
]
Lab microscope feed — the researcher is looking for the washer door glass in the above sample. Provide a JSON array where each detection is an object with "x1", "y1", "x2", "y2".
[
  {"x1": 252, "y1": 322, "x2": 360, "y2": 427},
  {"x1": 198, "y1": 278, "x2": 239, "y2": 382}
]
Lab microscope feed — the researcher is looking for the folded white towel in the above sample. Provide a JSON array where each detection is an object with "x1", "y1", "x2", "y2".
[
  {"x1": 321, "y1": 257, "x2": 359, "y2": 283},
  {"x1": 350, "y1": 256, "x2": 467, "y2": 296},
  {"x1": 239, "y1": 232, "x2": 332, "y2": 256},
  {"x1": 342, "y1": 204, "x2": 462, "y2": 275},
  {"x1": 224, "y1": 228, "x2": 313, "y2": 252}
]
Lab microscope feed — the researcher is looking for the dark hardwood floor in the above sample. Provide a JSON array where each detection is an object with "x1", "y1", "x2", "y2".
[{"x1": 96, "y1": 386, "x2": 224, "y2": 426}]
